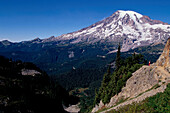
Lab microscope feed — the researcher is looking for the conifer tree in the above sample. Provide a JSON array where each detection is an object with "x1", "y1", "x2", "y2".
[
  {"x1": 102, "y1": 65, "x2": 111, "y2": 87},
  {"x1": 115, "y1": 43, "x2": 121, "y2": 71},
  {"x1": 99, "y1": 65, "x2": 112, "y2": 103},
  {"x1": 93, "y1": 88, "x2": 99, "y2": 105}
]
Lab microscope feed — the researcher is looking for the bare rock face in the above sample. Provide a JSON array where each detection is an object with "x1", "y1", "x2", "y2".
[
  {"x1": 64, "y1": 104, "x2": 80, "y2": 113},
  {"x1": 21, "y1": 69, "x2": 41, "y2": 76},
  {"x1": 156, "y1": 38, "x2": 170, "y2": 73},
  {"x1": 92, "y1": 100, "x2": 104, "y2": 112},
  {"x1": 120, "y1": 66, "x2": 158, "y2": 98},
  {"x1": 107, "y1": 66, "x2": 158, "y2": 107},
  {"x1": 140, "y1": 16, "x2": 168, "y2": 25}
]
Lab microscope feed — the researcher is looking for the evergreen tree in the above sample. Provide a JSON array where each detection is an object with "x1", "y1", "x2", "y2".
[
  {"x1": 93, "y1": 88, "x2": 99, "y2": 105},
  {"x1": 133, "y1": 52, "x2": 136, "y2": 58},
  {"x1": 102, "y1": 65, "x2": 111, "y2": 88},
  {"x1": 115, "y1": 43, "x2": 121, "y2": 71},
  {"x1": 97, "y1": 65, "x2": 112, "y2": 104},
  {"x1": 132, "y1": 52, "x2": 136, "y2": 64},
  {"x1": 107, "y1": 65, "x2": 111, "y2": 75},
  {"x1": 103, "y1": 91, "x2": 109, "y2": 104}
]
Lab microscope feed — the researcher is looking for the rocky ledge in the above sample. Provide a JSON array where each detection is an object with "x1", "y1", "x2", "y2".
[{"x1": 92, "y1": 38, "x2": 170, "y2": 112}]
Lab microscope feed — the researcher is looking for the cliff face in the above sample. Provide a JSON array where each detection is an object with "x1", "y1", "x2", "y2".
[
  {"x1": 92, "y1": 38, "x2": 170, "y2": 113},
  {"x1": 156, "y1": 38, "x2": 170, "y2": 73}
]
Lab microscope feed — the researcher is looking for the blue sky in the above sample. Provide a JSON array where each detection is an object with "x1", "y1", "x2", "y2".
[{"x1": 0, "y1": 0, "x2": 169, "y2": 42}]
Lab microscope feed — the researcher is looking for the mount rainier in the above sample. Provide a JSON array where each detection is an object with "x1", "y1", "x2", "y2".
[{"x1": 42, "y1": 10, "x2": 170, "y2": 52}]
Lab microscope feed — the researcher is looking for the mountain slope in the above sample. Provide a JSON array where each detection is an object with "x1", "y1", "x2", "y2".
[
  {"x1": 102, "y1": 83, "x2": 169, "y2": 113},
  {"x1": 43, "y1": 10, "x2": 170, "y2": 51},
  {"x1": 0, "y1": 56, "x2": 77, "y2": 113},
  {"x1": 92, "y1": 38, "x2": 170, "y2": 112}
]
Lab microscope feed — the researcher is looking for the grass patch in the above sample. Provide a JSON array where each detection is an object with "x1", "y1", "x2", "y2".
[
  {"x1": 115, "y1": 97, "x2": 129, "y2": 105},
  {"x1": 96, "y1": 106, "x2": 108, "y2": 113},
  {"x1": 107, "y1": 100, "x2": 153, "y2": 113}
]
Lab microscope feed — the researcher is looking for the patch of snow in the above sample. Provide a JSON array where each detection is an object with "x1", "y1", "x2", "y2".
[
  {"x1": 73, "y1": 23, "x2": 104, "y2": 37},
  {"x1": 122, "y1": 25, "x2": 139, "y2": 37},
  {"x1": 144, "y1": 23, "x2": 170, "y2": 31},
  {"x1": 97, "y1": 55, "x2": 106, "y2": 58},
  {"x1": 86, "y1": 27, "x2": 96, "y2": 35},
  {"x1": 73, "y1": 30, "x2": 86, "y2": 37},
  {"x1": 71, "y1": 38, "x2": 82, "y2": 44},
  {"x1": 137, "y1": 42, "x2": 141, "y2": 46},
  {"x1": 118, "y1": 10, "x2": 143, "y2": 19}
]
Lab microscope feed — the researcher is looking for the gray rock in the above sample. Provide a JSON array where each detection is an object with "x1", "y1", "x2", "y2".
[
  {"x1": 64, "y1": 104, "x2": 80, "y2": 113},
  {"x1": 21, "y1": 69, "x2": 41, "y2": 76}
]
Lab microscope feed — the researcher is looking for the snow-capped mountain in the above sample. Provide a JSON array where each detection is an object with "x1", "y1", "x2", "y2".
[
  {"x1": 43, "y1": 10, "x2": 170, "y2": 51},
  {"x1": 0, "y1": 10, "x2": 168, "y2": 79}
]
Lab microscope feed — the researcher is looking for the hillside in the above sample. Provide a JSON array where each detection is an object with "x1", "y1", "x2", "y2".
[
  {"x1": 0, "y1": 56, "x2": 78, "y2": 113},
  {"x1": 105, "y1": 83, "x2": 170, "y2": 113},
  {"x1": 92, "y1": 38, "x2": 170, "y2": 112}
]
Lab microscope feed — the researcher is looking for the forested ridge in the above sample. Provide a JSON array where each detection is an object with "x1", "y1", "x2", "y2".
[
  {"x1": 94, "y1": 44, "x2": 146, "y2": 105},
  {"x1": 78, "y1": 44, "x2": 146, "y2": 113},
  {"x1": 0, "y1": 56, "x2": 78, "y2": 113}
]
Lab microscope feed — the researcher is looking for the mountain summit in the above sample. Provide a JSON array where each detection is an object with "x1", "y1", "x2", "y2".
[{"x1": 43, "y1": 10, "x2": 170, "y2": 51}]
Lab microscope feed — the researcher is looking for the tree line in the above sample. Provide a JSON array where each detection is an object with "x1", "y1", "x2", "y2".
[{"x1": 93, "y1": 44, "x2": 146, "y2": 105}]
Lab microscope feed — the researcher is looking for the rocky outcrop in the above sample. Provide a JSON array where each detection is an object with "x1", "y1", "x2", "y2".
[
  {"x1": 101, "y1": 84, "x2": 167, "y2": 113},
  {"x1": 110, "y1": 66, "x2": 157, "y2": 100},
  {"x1": 64, "y1": 104, "x2": 80, "y2": 113},
  {"x1": 140, "y1": 16, "x2": 168, "y2": 25},
  {"x1": 156, "y1": 38, "x2": 170, "y2": 73},
  {"x1": 92, "y1": 38, "x2": 170, "y2": 113},
  {"x1": 21, "y1": 69, "x2": 41, "y2": 76},
  {"x1": 92, "y1": 100, "x2": 105, "y2": 112},
  {"x1": 92, "y1": 65, "x2": 169, "y2": 112},
  {"x1": 106, "y1": 65, "x2": 169, "y2": 108}
]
